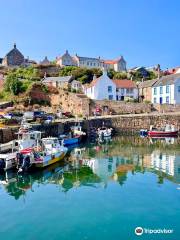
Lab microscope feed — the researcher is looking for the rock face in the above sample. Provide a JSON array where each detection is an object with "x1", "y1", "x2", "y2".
[
  {"x1": 2, "y1": 43, "x2": 24, "y2": 66},
  {"x1": 50, "y1": 89, "x2": 90, "y2": 116}
]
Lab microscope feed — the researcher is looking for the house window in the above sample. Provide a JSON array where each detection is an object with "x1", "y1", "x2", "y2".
[
  {"x1": 166, "y1": 96, "x2": 169, "y2": 103},
  {"x1": 87, "y1": 62, "x2": 89, "y2": 66},
  {"x1": 166, "y1": 85, "x2": 169, "y2": 93},
  {"x1": 154, "y1": 87, "x2": 157, "y2": 95},
  {"x1": 108, "y1": 86, "x2": 112, "y2": 93},
  {"x1": 108, "y1": 95, "x2": 113, "y2": 100},
  {"x1": 121, "y1": 88, "x2": 124, "y2": 94},
  {"x1": 160, "y1": 86, "x2": 163, "y2": 94},
  {"x1": 178, "y1": 86, "x2": 180, "y2": 92},
  {"x1": 90, "y1": 62, "x2": 92, "y2": 66},
  {"x1": 154, "y1": 97, "x2": 157, "y2": 103},
  {"x1": 94, "y1": 63, "x2": 96, "y2": 66}
]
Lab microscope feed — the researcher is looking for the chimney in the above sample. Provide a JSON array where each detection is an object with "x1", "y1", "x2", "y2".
[
  {"x1": 14, "y1": 43, "x2": 16, "y2": 49},
  {"x1": 157, "y1": 64, "x2": 161, "y2": 79}
]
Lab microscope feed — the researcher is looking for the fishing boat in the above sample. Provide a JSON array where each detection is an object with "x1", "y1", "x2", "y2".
[
  {"x1": 59, "y1": 125, "x2": 86, "y2": 146},
  {"x1": 0, "y1": 129, "x2": 42, "y2": 171},
  {"x1": 18, "y1": 137, "x2": 68, "y2": 172},
  {"x1": 148, "y1": 125, "x2": 178, "y2": 137}
]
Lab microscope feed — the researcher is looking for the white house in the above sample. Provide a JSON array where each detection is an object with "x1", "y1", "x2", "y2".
[
  {"x1": 152, "y1": 73, "x2": 180, "y2": 104},
  {"x1": 112, "y1": 79, "x2": 138, "y2": 101},
  {"x1": 83, "y1": 70, "x2": 138, "y2": 101},
  {"x1": 83, "y1": 70, "x2": 116, "y2": 100}
]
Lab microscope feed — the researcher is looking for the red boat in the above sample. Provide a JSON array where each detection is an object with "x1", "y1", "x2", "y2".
[
  {"x1": 148, "y1": 125, "x2": 178, "y2": 137},
  {"x1": 148, "y1": 130, "x2": 178, "y2": 137}
]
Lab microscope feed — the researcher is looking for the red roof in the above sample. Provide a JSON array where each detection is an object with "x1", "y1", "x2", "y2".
[{"x1": 112, "y1": 79, "x2": 137, "y2": 88}]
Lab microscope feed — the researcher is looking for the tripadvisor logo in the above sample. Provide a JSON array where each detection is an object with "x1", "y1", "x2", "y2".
[
  {"x1": 135, "y1": 227, "x2": 143, "y2": 236},
  {"x1": 135, "y1": 226, "x2": 173, "y2": 236}
]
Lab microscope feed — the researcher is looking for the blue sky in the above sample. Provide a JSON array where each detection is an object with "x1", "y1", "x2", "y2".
[{"x1": 0, "y1": 0, "x2": 179, "y2": 69}]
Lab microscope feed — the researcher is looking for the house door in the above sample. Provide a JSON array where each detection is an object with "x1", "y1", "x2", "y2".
[
  {"x1": 160, "y1": 97, "x2": 163, "y2": 104},
  {"x1": 121, "y1": 96, "x2": 124, "y2": 101},
  {"x1": 116, "y1": 95, "x2": 119, "y2": 100}
]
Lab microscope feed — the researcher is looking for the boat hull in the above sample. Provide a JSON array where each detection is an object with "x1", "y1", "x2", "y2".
[
  {"x1": 63, "y1": 136, "x2": 81, "y2": 146},
  {"x1": 148, "y1": 131, "x2": 178, "y2": 137},
  {"x1": 34, "y1": 152, "x2": 66, "y2": 168}
]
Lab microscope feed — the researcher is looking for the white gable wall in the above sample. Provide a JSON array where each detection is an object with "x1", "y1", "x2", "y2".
[
  {"x1": 174, "y1": 78, "x2": 180, "y2": 104},
  {"x1": 84, "y1": 72, "x2": 116, "y2": 100}
]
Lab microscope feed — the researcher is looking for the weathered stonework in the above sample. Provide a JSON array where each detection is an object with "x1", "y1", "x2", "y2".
[
  {"x1": 90, "y1": 100, "x2": 152, "y2": 115},
  {"x1": 50, "y1": 89, "x2": 90, "y2": 116}
]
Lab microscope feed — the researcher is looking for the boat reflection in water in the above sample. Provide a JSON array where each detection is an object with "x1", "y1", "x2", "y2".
[
  {"x1": 0, "y1": 136, "x2": 180, "y2": 199},
  {"x1": 149, "y1": 137, "x2": 177, "y2": 145}
]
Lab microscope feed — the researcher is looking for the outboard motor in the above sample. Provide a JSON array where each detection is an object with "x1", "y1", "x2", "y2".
[
  {"x1": 0, "y1": 159, "x2": 5, "y2": 171},
  {"x1": 18, "y1": 155, "x2": 31, "y2": 173},
  {"x1": 16, "y1": 153, "x2": 24, "y2": 166},
  {"x1": 140, "y1": 129, "x2": 148, "y2": 137}
]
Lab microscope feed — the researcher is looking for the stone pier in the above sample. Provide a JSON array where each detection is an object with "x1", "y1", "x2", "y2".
[{"x1": 0, "y1": 112, "x2": 180, "y2": 143}]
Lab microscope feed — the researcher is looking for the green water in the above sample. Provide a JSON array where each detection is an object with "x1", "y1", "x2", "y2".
[{"x1": 0, "y1": 136, "x2": 180, "y2": 240}]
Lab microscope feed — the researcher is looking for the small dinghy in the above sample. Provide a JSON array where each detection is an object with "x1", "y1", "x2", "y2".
[
  {"x1": 148, "y1": 125, "x2": 178, "y2": 137},
  {"x1": 59, "y1": 125, "x2": 86, "y2": 146}
]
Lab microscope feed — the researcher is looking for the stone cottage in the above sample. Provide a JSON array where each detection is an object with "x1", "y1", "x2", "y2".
[
  {"x1": 2, "y1": 43, "x2": 25, "y2": 67},
  {"x1": 43, "y1": 75, "x2": 73, "y2": 89},
  {"x1": 138, "y1": 79, "x2": 158, "y2": 102}
]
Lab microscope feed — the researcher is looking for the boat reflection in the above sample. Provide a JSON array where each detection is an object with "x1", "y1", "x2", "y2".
[
  {"x1": 149, "y1": 137, "x2": 177, "y2": 145},
  {"x1": 0, "y1": 139, "x2": 180, "y2": 199}
]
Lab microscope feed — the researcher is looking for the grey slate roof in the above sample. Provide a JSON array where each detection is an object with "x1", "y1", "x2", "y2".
[
  {"x1": 153, "y1": 73, "x2": 180, "y2": 87},
  {"x1": 43, "y1": 76, "x2": 73, "y2": 83},
  {"x1": 138, "y1": 79, "x2": 158, "y2": 88},
  {"x1": 76, "y1": 56, "x2": 99, "y2": 61}
]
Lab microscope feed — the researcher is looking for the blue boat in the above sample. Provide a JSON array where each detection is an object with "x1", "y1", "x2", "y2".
[{"x1": 59, "y1": 135, "x2": 81, "y2": 146}]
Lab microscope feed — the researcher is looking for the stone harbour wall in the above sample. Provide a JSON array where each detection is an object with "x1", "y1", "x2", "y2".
[
  {"x1": 90, "y1": 100, "x2": 152, "y2": 115},
  {"x1": 0, "y1": 113, "x2": 180, "y2": 143}
]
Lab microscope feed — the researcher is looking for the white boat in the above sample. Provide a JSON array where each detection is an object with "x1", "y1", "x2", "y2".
[
  {"x1": 0, "y1": 152, "x2": 17, "y2": 171},
  {"x1": 70, "y1": 125, "x2": 86, "y2": 136},
  {"x1": 97, "y1": 127, "x2": 113, "y2": 138},
  {"x1": 0, "y1": 124, "x2": 42, "y2": 171}
]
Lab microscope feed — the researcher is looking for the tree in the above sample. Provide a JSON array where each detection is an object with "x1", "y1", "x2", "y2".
[
  {"x1": 59, "y1": 66, "x2": 78, "y2": 76},
  {"x1": 114, "y1": 72, "x2": 128, "y2": 79},
  {"x1": 4, "y1": 73, "x2": 23, "y2": 95}
]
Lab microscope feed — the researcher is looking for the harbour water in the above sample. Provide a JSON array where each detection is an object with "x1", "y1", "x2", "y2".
[{"x1": 0, "y1": 136, "x2": 180, "y2": 240}]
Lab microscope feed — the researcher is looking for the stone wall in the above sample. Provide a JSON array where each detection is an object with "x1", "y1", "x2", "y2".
[
  {"x1": 86, "y1": 113, "x2": 180, "y2": 134},
  {"x1": 90, "y1": 100, "x2": 152, "y2": 115},
  {"x1": 154, "y1": 104, "x2": 180, "y2": 113},
  {"x1": 35, "y1": 65, "x2": 60, "y2": 78}
]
